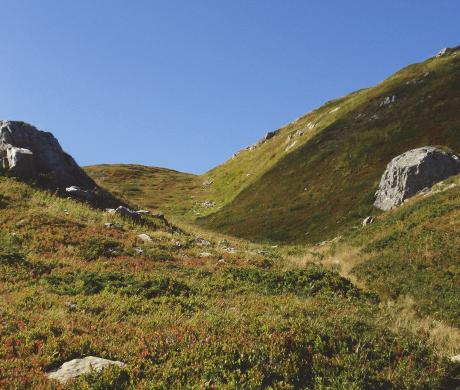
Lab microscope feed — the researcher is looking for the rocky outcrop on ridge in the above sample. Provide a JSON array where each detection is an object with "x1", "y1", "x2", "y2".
[
  {"x1": 0, "y1": 120, "x2": 120, "y2": 207},
  {"x1": 0, "y1": 120, "x2": 96, "y2": 189}
]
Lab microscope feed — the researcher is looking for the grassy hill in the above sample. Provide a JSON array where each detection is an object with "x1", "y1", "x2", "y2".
[
  {"x1": 282, "y1": 173, "x2": 460, "y2": 329},
  {"x1": 1, "y1": 176, "x2": 459, "y2": 388},
  {"x1": 86, "y1": 48, "x2": 460, "y2": 245},
  {"x1": 58, "y1": 49, "x2": 460, "y2": 387},
  {"x1": 85, "y1": 164, "x2": 202, "y2": 216}
]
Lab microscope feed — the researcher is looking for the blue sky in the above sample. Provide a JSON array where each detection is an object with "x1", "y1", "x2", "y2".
[{"x1": 1, "y1": 1, "x2": 459, "y2": 173}]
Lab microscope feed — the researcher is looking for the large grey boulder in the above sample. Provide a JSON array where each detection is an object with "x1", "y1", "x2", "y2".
[
  {"x1": 46, "y1": 356, "x2": 125, "y2": 384},
  {"x1": 374, "y1": 147, "x2": 460, "y2": 210},
  {"x1": 0, "y1": 120, "x2": 96, "y2": 190}
]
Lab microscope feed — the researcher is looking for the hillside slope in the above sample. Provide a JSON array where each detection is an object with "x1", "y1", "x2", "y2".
[
  {"x1": 199, "y1": 48, "x2": 460, "y2": 242},
  {"x1": 87, "y1": 48, "x2": 460, "y2": 244},
  {"x1": 3, "y1": 176, "x2": 459, "y2": 388},
  {"x1": 85, "y1": 164, "x2": 202, "y2": 215}
]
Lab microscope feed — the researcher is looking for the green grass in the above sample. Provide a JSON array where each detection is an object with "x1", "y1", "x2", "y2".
[
  {"x1": 85, "y1": 164, "x2": 203, "y2": 217},
  {"x1": 1, "y1": 176, "x2": 458, "y2": 388},
  {"x1": 347, "y1": 175, "x2": 460, "y2": 327}
]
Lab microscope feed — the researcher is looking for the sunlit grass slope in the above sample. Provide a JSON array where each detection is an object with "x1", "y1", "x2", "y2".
[
  {"x1": 348, "y1": 174, "x2": 460, "y2": 327},
  {"x1": 1, "y1": 176, "x2": 458, "y2": 388},
  {"x1": 85, "y1": 164, "x2": 203, "y2": 216}
]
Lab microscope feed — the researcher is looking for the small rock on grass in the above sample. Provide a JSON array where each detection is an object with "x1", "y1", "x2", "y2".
[
  {"x1": 138, "y1": 233, "x2": 153, "y2": 242},
  {"x1": 199, "y1": 252, "x2": 212, "y2": 258},
  {"x1": 46, "y1": 356, "x2": 125, "y2": 384}
]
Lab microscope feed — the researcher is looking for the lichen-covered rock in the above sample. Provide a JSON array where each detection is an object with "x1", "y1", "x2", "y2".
[
  {"x1": 374, "y1": 147, "x2": 460, "y2": 210},
  {"x1": 46, "y1": 356, "x2": 125, "y2": 384},
  {"x1": 0, "y1": 120, "x2": 96, "y2": 190}
]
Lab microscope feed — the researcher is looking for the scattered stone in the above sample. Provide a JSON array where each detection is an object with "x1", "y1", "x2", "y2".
[
  {"x1": 15, "y1": 219, "x2": 28, "y2": 227},
  {"x1": 66, "y1": 186, "x2": 94, "y2": 201},
  {"x1": 224, "y1": 247, "x2": 237, "y2": 254},
  {"x1": 329, "y1": 107, "x2": 341, "y2": 114},
  {"x1": 263, "y1": 130, "x2": 279, "y2": 141},
  {"x1": 136, "y1": 210, "x2": 150, "y2": 215},
  {"x1": 153, "y1": 212, "x2": 166, "y2": 220},
  {"x1": 46, "y1": 356, "x2": 125, "y2": 384},
  {"x1": 202, "y1": 180, "x2": 213, "y2": 186},
  {"x1": 138, "y1": 233, "x2": 153, "y2": 242},
  {"x1": 374, "y1": 147, "x2": 460, "y2": 211},
  {"x1": 369, "y1": 114, "x2": 379, "y2": 121},
  {"x1": 134, "y1": 247, "x2": 144, "y2": 254},
  {"x1": 362, "y1": 216, "x2": 375, "y2": 226},
  {"x1": 435, "y1": 46, "x2": 460, "y2": 57},
  {"x1": 451, "y1": 354, "x2": 460, "y2": 363},
  {"x1": 306, "y1": 122, "x2": 316, "y2": 130},
  {"x1": 65, "y1": 301, "x2": 77, "y2": 311},
  {"x1": 436, "y1": 48, "x2": 448, "y2": 57},
  {"x1": 108, "y1": 206, "x2": 140, "y2": 219},
  {"x1": 199, "y1": 252, "x2": 212, "y2": 258},
  {"x1": 195, "y1": 238, "x2": 211, "y2": 247},
  {"x1": 380, "y1": 95, "x2": 396, "y2": 107},
  {"x1": 201, "y1": 200, "x2": 216, "y2": 208}
]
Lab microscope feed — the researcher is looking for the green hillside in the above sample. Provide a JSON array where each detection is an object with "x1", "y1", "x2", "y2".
[
  {"x1": 85, "y1": 164, "x2": 202, "y2": 216},
  {"x1": 3, "y1": 176, "x2": 459, "y2": 388}
]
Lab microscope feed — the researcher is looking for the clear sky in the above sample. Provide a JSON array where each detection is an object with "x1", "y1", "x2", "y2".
[{"x1": 1, "y1": 1, "x2": 459, "y2": 174}]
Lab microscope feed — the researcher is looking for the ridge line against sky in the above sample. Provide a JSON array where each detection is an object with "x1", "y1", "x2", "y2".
[{"x1": 1, "y1": 0, "x2": 459, "y2": 174}]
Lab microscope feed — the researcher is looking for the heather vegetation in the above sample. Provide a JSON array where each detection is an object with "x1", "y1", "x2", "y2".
[
  {"x1": 1, "y1": 176, "x2": 458, "y2": 388},
  {"x1": 2, "y1": 49, "x2": 460, "y2": 388}
]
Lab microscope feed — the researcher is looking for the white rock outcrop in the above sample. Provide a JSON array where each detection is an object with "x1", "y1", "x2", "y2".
[{"x1": 374, "y1": 147, "x2": 460, "y2": 211}]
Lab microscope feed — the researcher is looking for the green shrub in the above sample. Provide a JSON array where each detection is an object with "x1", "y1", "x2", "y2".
[
  {"x1": 45, "y1": 272, "x2": 191, "y2": 298},
  {"x1": 225, "y1": 265, "x2": 366, "y2": 299},
  {"x1": 78, "y1": 239, "x2": 122, "y2": 261}
]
